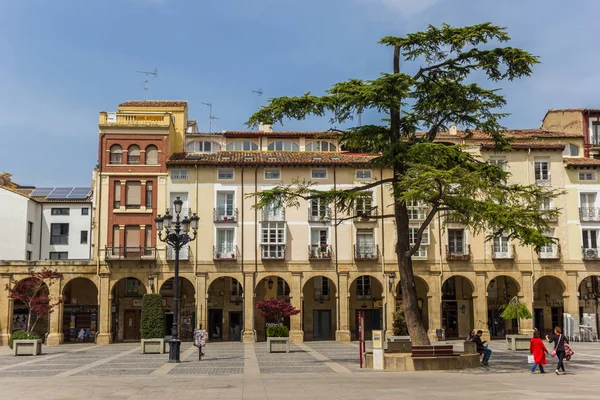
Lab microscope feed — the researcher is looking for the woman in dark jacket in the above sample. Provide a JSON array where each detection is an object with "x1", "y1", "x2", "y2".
[{"x1": 546, "y1": 326, "x2": 569, "y2": 375}]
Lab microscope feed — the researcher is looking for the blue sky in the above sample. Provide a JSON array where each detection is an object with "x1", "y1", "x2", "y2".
[{"x1": 0, "y1": 0, "x2": 598, "y2": 186}]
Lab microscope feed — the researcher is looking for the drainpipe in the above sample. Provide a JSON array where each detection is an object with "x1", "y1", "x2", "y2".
[
  {"x1": 195, "y1": 165, "x2": 199, "y2": 276},
  {"x1": 38, "y1": 203, "x2": 43, "y2": 259},
  {"x1": 527, "y1": 148, "x2": 535, "y2": 308},
  {"x1": 438, "y1": 211, "x2": 443, "y2": 339},
  {"x1": 334, "y1": 166, "x2": 340, "y2": 333},
  {"x1": 254, "y1": 166, "x2": 259, "y2": 336},
  {"x1": 88, "y1": 200, "x2": 93, "y2": 261},
  {"x1": 241, "y1": 166, "x2": 245, "y2": 332},
  {"x1": 379, "y1": 167, "x2": 386, "y2": 335}
]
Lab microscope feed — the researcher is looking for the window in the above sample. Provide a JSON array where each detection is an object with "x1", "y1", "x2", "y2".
[
  {"x1": 314, "y1": 276, "x2": 329, "y2": 299},
  {"x1": 171, "y1": 170, "x2": 188, "y2": 180},
  {"x1": 50, "y1": 224, "x2": 69, "y2": 245},
  {"x1": 277, "y1": 277, "x2": 290, "y2": 298},
  {"x1": 226, "y1": 140, "x2": 258, "y2": 151},
  {"x1": 230, "y1": 278, "x2": 243, "y2": 297},
  {"x1": 146, "y1": 145, "x2": 159, "y2": 164},
  {"x1": 27, "y1": 222, "x2": 33, "y2": 244},
  {"x1": 356, "y1": 229, "x2": 375, "y2": 256},
  {"x1": 306, "y1": 141, "x2": 337, "y2": 152},
  {"x1": 26, "y1": 251, "x2": 32, "y2": 261},
  {"x1": 80, "y1": 230, "x2": 88, "y2": 244},
  {"x1": 311, "y1": 168, "x2": 327, "y2": 179},
  {"x1": 356, "y1": 276, "x2": 371, "y2": 299},
  {"x1": 261, "y1": 222, "x2": 286, "y2": 258},
  {"x1": 218, "y1": 168, "x2": 234, "y2": 180},
  {"x1": 309, "y1": 198, "x2": 329, "y2": 220},
  {"x1": 128, "y1": 145, "x2": 140, "y2": 164},
  {"x1": 409, "y1": 226, "x2": 429, "y2": 258},
  {"x1": 534, "y1": 159, "x2": 550, "y2": 183},
  {"x1": 126, "y1": 182, "x2": 141, "y2": 209},
  {"x1": 355, "y1": 169, "x2": 372, "y2": 180},
  {"x1": 216, "y1": 228, "x2": 235, "y2": 256},
  {"x1": 579, "y1": 171, "x2": 596, "y2": 181},
  {"x1": 216, "y1": 191, "x2": 235, "y2": 220},
  {"x1": 492, "y1": 234, "x2": 510, "y2": 257},
  {"x1": 263, "y1": 200, "x2": 285, "y2": 221},
  {"x1": 186, "y1": 140, "x2": 217, "y2": 153},
  {"x1": 310, "y1": 228, "x2": 329, "y2": 246},
  {"x1": 145, "y1": 227, "x2": 152, "y2": 249},
  {"x1": 563, "y1": 144, "x2": 579, "y2": 157},
  {"x1": 593, "y1": 123, "x2": 600, "y2": 145},
  {"x1": 264, "y1": 168, "x2": 281, "y2": 180},
  {"x1": 267, "y1": 140, "x2": 299, "y2": 151},
  {"x1": 109, "y1": 144, "x2": 122, "y2": 164},
  {"x1": 51, "y1": 208, "x2": 69, "y2": 215},
  {"x1": 145, "y1": 182, "x2": 153, "y2": 208},
  {"x1": 407, "y1": 200, "x2": 426, "y2": 220},
  {"x1": 583, "y1": 229, "x2": 599, "y2": 249},
  {"x1": 356, "y1": 194, "x2": 373, "y2": 217},
  {"x1": 114, "y1": 181, "x2": 121, "y2": 209},
  {"x1": 81, "y1": 208, "x2": 89, "y2": 216},
  {"x1": 489, "y1": 157, "x2": 506, "y2": 171},
  {"x1": 538, "y1": 232, "x2": 555, "y2": 256},
  {"x1": 448, "y1": 229, "x2": 465, "y2": 254},
  {"x1": 540, "y1": 196, "x2": 552, "y2": 211},
  {"x1": 49, "y1": 252, "x2": 68, "y2": 260}
]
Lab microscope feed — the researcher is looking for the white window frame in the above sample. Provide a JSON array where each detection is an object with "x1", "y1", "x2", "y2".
[
  {"x1": 218, "y1": 168, "x2": 234, "y2": 180},
  {"x1": 264, "y1": 168, "x2": 281, "y2": 180},
  {"x1": 534, "y1": 158, "x2": 551, "y2": 183},
  {"x1": 311, "y1": 168, "x2": 328, "y2": 179},
  {"x1": 492, "y1": 234, "x2": 511, "y2": 258},
  {"x1": 171, "y1": 169, "x2": 188, "y2": 180},
  {"x1": 226, "y1": 140, "x2": 259, "y2": 151},
  {"x1": 409, "y1": 225, "x2": 429, "y2": 259},
  {"x1": 215, "y1": 228, "x2": 236, "y2": 257},
  {"x1": 489, "y1": 157, "x2": 507, "y2": 171},
  {"x1": 355, "y1": 169, "x2": 373, "y2": 180},
  {"x1": 579, "y1": 170, "x2": 596, "y2": 182}
]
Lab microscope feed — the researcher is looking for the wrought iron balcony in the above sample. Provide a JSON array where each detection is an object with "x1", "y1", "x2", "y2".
[
  {"x1": 308, "y1": 207, "x2": 331, "y2": 222},
  {"x1": 538, "y1": 244, "x2": 561, "y2": 260},
  {"x1": 261, "y1": 244, "x2": 286, "y2": 260},
  {"x1": 214, "y1": 207, "x2": 238, "y2": 223},
  {"x1": 491, "y1": 244, "x2": 516, "y2": 260},
  {"x1": 354, "y1": 206, "x2": 379, "y2": 223},
  {"x1": 446, "y1": 244, "x2": 471, "y2": 261},
  {"x1": 354, "y1": 244, "x2": 379, "y2": 261},
  {"x1": 213, "y1": 245, "x2": 239, "y2": 261},
  {"x1": 167, "y1": 245, "x2": 189, "y2": 261},
  {"x1": 582, "y1": 247, "x2": 600, "y2": 260},
  {"x1": 580, "y1": 208, "x2": 600, "y2": 222},
  {"x1": 105, "y1": 246, "x2": 156, "y2": 261},
  {"x1": 308, "y1": 245, "x2": 332, "y2": 260},
  {"x1": 535, "y1": 178, "x2": 552, "y2": 186},
  {"x1": 261, "y1": 208, "x2": 286, "y2": 222}
]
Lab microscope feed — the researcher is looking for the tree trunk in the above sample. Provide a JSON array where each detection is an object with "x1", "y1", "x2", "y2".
[{"x1": 395, "y1": 200, "x2": 431, "y2": 346}]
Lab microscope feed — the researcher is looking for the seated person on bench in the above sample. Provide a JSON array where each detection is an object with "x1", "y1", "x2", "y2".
[{"x1": 472, "y1": 330, "x2": 492, "y2": 365}]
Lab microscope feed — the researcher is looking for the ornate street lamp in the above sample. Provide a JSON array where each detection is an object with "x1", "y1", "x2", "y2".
[{"x1": 155, "y1": 197, "x2": 199, "y2": 363}]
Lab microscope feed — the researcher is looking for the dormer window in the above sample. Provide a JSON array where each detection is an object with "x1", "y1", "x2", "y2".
[
  {"x1": 128, "y1": 145, "x2": 140, "y2": 164},
  {"x1": 109, "y1": 145, "x2": 122, "y2": 164},
  {"x1": 267, "y1": 140, "x2": 299, "y2": 151}
]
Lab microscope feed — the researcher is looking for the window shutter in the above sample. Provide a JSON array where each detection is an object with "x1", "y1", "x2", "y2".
[
  {"x1": 113, "y1": 226, "x2": 120, "y2": 247},
  {"x1": 126, "y1": 182, "x2": 141, "y2": 205},
  {"x1": 114, "y1": 182, "x2": 121, "y2": 202},
  {"x1": 146, "y1": 146, "x2": 158, "y2": 164},
  {"x1": 125, "y1": 227, "x2": 140, "y2": 247}
]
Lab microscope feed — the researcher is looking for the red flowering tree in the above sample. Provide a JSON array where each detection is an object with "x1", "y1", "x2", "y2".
[
  {"x1": 6, "y1": 268, "x2": 62, "y2": 335},
  {"x1": 256, "y1": 297, "x2": 300, "y2": 324}
]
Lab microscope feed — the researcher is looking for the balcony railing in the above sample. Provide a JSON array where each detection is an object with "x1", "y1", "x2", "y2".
[
  {"x1": 535, "y1": 178, "x2": 552, "y2": 186},
  {"x1": 229, "y1": 294, "x2": 243, "y2": 303},
  {"x1": 213, "y1": 245, "x2": 239, "y2": 261},
  {"x1": 308, "y1": 245, "x2": 332, "y2": 260},
  {"x1": 262, "y1": 208, "x2": 286, "y2": 222},
  {"x1": 446, "y1": 244, "x2": 471, "y2": 261},
  {"x1": 538, "y1": 244, "x2": 561, "y2": 260},
  {"x1": 105, "y1": 246, "x2": 156, "y2": 260},
  {"x1": 491, "y1": 244, "x2": 516, "y2": 260},
  {"x1": 580, "y1": 208, "x2": 600, "y2": 222},
  {"x1": 166, "y1": 245, "x2": 189, "y2": 261},
  {"x1": 354, "y1": 244, "x2": 379, "y2": 261},
  {"x1": 261, "y1": 244, "x2": 286, "y2": 260},
  {"x1": 354, "y1": 206, "x2": 379, "y2": 223},
  {"x1": 582, "y1": 247, "x2": 600, "y2": 260},
  {"x1": 308, "y1": 207, "x2": 332, "y2": 222},
  {"x1": 99, "y1": 112, "x2": 173, "y2": 128},
  {"x1": 214, "y1": 207, "x2": 238, "y2": 223}
]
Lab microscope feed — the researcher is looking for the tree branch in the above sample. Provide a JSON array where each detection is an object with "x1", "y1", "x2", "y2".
[{"x1": 408, "y1": 203, "x2": 439, "y2": 257}]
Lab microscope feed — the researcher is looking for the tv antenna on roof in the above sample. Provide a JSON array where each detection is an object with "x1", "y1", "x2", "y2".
[
  {"x1": 201, "y1": 102, "x2": 219, "y2": 134},
  {"x1": 136, "y1": 68, "x2": 158, "y2": 97},
  {"x1": 252, "y1": 88, "x2": 263, "y2": 97}
]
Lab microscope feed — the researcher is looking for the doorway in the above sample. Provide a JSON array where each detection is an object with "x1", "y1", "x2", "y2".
[
  {"x1": 123, "y1": 310, "x2": 140, "y2": 341},
  {"x1": 355, "y1": 309, "x2": 381, "y2": 340},
  {"x1": 442, "y1": 302, "x2": 458, "y2": 339},
  {"x1": 229, "y1": 311, "x2": 243, "y2": 341},
  {"x1": 208, "y1": 309, "x2": 223, "y2": 340},
  {"x1": 534, "y1": 308, "x2": 544, "y2": 333},
  {"x1": 313, "y1": 310, "x2": 331, "y2": 340}
]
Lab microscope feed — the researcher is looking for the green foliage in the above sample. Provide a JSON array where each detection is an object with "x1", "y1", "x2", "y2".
[
  {"x1": 9, "y1": 330, "x2": 40, "y2": 349},
  {"x1": 499, "y1": 297, "x2": 532, "y2": 320},
  {"x1": 140, "y1": 294, "x2": 166, "y2": 339},
  {"x1": 392, "y1": 308, "x2": 409, "y2": 336},
  {"x1": 266, "y1": 326, "x2": 289, "y2": 338}
]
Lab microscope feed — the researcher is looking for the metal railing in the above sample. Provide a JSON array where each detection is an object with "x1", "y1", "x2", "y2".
[
  {"x1": 491, "y1": 244, "x2": 516, "y2": 260},
  {"x1": 580, "y1": 208, "x2": 600, "y2": 222},
  {"x1": 535, "y1": 178, "x2": 552, "y2": 186},
  {"x1": 582, "y1": 247, "x2": 600, "y2": 260},
  {"x1": 308, "y1": 207, "x2": 331, "y2": 222},
  {"x1": 538, "y1": 244, "x2": 561, "y2": 260},
  {"x1": 261, "y1": 208, "x2": 286, "y2": 222},
  {"x1": 214, "y1": 207, "x2": 238, "y2": 222},
  {"x1": 105, "y1": 246, "x2": 156, "y2": 260},
  {"x1": 261, "y1": 244, "x2": 286, "y2": 260},
  {"x1": 213, "y1": 245, "x2": 239, "y2": 260},
  {"x1": 308, "y1": 245, "x2": 332, "y2": 260},
  {"x1": 354, "y1": 244, "x2": 380, "y2": 261},
  {"x1": 446, "y1": 244, "x2": 471, "y2": 261},
  {"x1": 166, "y1": 245, "x2": 189, "y2": 261},
  {"x1": 354, "y1": 206, "x2": 379, "y2": 222}
]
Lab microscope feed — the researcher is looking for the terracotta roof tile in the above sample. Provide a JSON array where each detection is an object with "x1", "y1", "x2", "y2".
[
  {"x1": 222, "y1": 130, "x2": 342, "y2": 138},
  {"x1": 436, "y1": 129, "x2": 583, "y2": 140},
  {"x1": 119, "y1": 100, "x2": 188, "y2": 108},
  {"x1": 0, "y1": 186, "x2": 34, "y2": 198},
  {"x1": 168, "y1": 151, "x2": 376, "y2": 166},
  {"x1": 564, "y1": 158, "x2": 600, "y2": 168},
  {"x1": 480, "y1": 143, "x2": 565, "y2": 151}
]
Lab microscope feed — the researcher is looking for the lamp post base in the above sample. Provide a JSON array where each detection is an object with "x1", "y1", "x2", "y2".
[{"x1": 168, "y1": 339, "x2": 181, "y2": 363}]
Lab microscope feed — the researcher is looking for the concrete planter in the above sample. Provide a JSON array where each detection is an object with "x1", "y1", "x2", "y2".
[
  {"x1": 13, "y1": 339, "x2": 42, "y2": 356},
  {"x1": 387, "y1": 336, "x2": 412, "y2": 353},
  {"x1": 506, "y1": 335, "x2": 530, "y2": 351},
  {"x1": 141, "y1": 338, "x2": 165, "y2": 354},
  {"x1": 267, "y1": 337, "x2": 290, "y2": 353}
]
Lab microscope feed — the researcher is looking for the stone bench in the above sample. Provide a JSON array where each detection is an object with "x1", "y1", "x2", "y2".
[
  {"x1": 411, "y1": 345, "x2": 459, "y2": 358},
  {"x1": 506, "y1": 335, "x2": 530, "y2": 351},
  {"x1": 387, "y1": 336, "x2": 412, "y2": 353},
  {"x1": 463, "y1": 341, "x2": 478, "y2": 353}
]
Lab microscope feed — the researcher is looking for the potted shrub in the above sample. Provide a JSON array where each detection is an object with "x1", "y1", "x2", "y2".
[
  {"x1": 140, "y1": 293, "x2": 166, "y2": 354},
  {"x1": 256, "y1": 297, "x2": 299, "y2": 353},
  {"x1": 5, "y1": 268, "x2": 62, "y2": 356},
  {"x1": 500, "y1": 296, "x2": 532, "y2": 351}
]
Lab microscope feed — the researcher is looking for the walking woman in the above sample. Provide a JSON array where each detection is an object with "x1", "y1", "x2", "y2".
[
  {"x1": 530, "y1": 330, "x2": 548, "y2": 374},
  {"x1": 546, "y1": 326, "x2": 568, "y2": 375}
]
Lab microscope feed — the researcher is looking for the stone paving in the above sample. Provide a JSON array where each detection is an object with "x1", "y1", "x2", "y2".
[{"x1": 0, "y1": 339, "x2": 600, "y2": 399}]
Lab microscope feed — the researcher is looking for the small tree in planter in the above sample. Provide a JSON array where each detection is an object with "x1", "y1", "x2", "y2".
[
  {"x1": 5, "y1": 268, "x2": 62, "y2": 355},
  {"x1": 140, "y1": 293, "x2": 166, "y2": 354},
  {"x1": 257, "y1": 297, "x2": 299, "y2": 352},
  {"x1": 499, "y1": 296, "x2": 532, "y2": 335}
]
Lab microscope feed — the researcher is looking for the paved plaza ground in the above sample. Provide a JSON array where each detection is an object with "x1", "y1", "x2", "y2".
[{"x1": 1, "y1": 340, "x2": 600, "y2": 399}]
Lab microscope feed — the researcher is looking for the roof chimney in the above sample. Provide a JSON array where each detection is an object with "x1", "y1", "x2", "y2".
[
  {"x1": 449, "y1": 125, "x2": 457, "y2": 136},
  {"x1": 258, "y1": 123, "x2": 273, "y2": 133}
]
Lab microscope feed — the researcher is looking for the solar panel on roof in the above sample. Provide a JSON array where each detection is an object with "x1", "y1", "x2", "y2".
[
  {"x1": 47, "y1": 187, "x2": 75, "y2": 199},
  {"x1": 31, "y1": 188, "x2": 54, "y2": 197},
  {"x1": 66, "y1": 188, "x2": 91, "y2": 199}
]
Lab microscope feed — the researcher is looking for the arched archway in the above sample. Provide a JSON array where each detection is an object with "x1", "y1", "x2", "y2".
[
  {"x1": 111, "y1": 277, "x2": 147, "y2": 342},
  {"x1": 302, "y1": 276, "x2": 337, "y2": 340},
  {"x1": 11, "y1": 278, "x2": 50, "y2": 339},
  {"x1": 441, "y1": 275, "x2": 474, "y2": 339},
  {"x1": 533, "y1": 275, "x2": 566, "y2": 337},
  {"x1": 62, "y1": 278, "x2": 98, "y2": 343},
  {"x1": 160, "y1": 277, "x2": 196, "y2": 341},
  {"x1": 395, "y1": 276, "x2": 429, "y2": 332},
  {"x1": 350, "y1": 275, "x2": 383, "y2": 340},
  {"x1": 487, "y1": 276, "x2": 520, "y2": 338},
  {"x1": 578, "y1": 275, "x2": 600, "y2": 338},
  {"x1": 254, "y1": 275, "x2": 290, "y2": 341},
  {"x1": 205, "y1": 276, "x2": 243, "y2": 341}
]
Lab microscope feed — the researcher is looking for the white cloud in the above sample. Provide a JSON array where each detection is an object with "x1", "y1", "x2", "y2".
[{"x1": 363, "y1": 0, "x2": 444, "y2": 15}]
